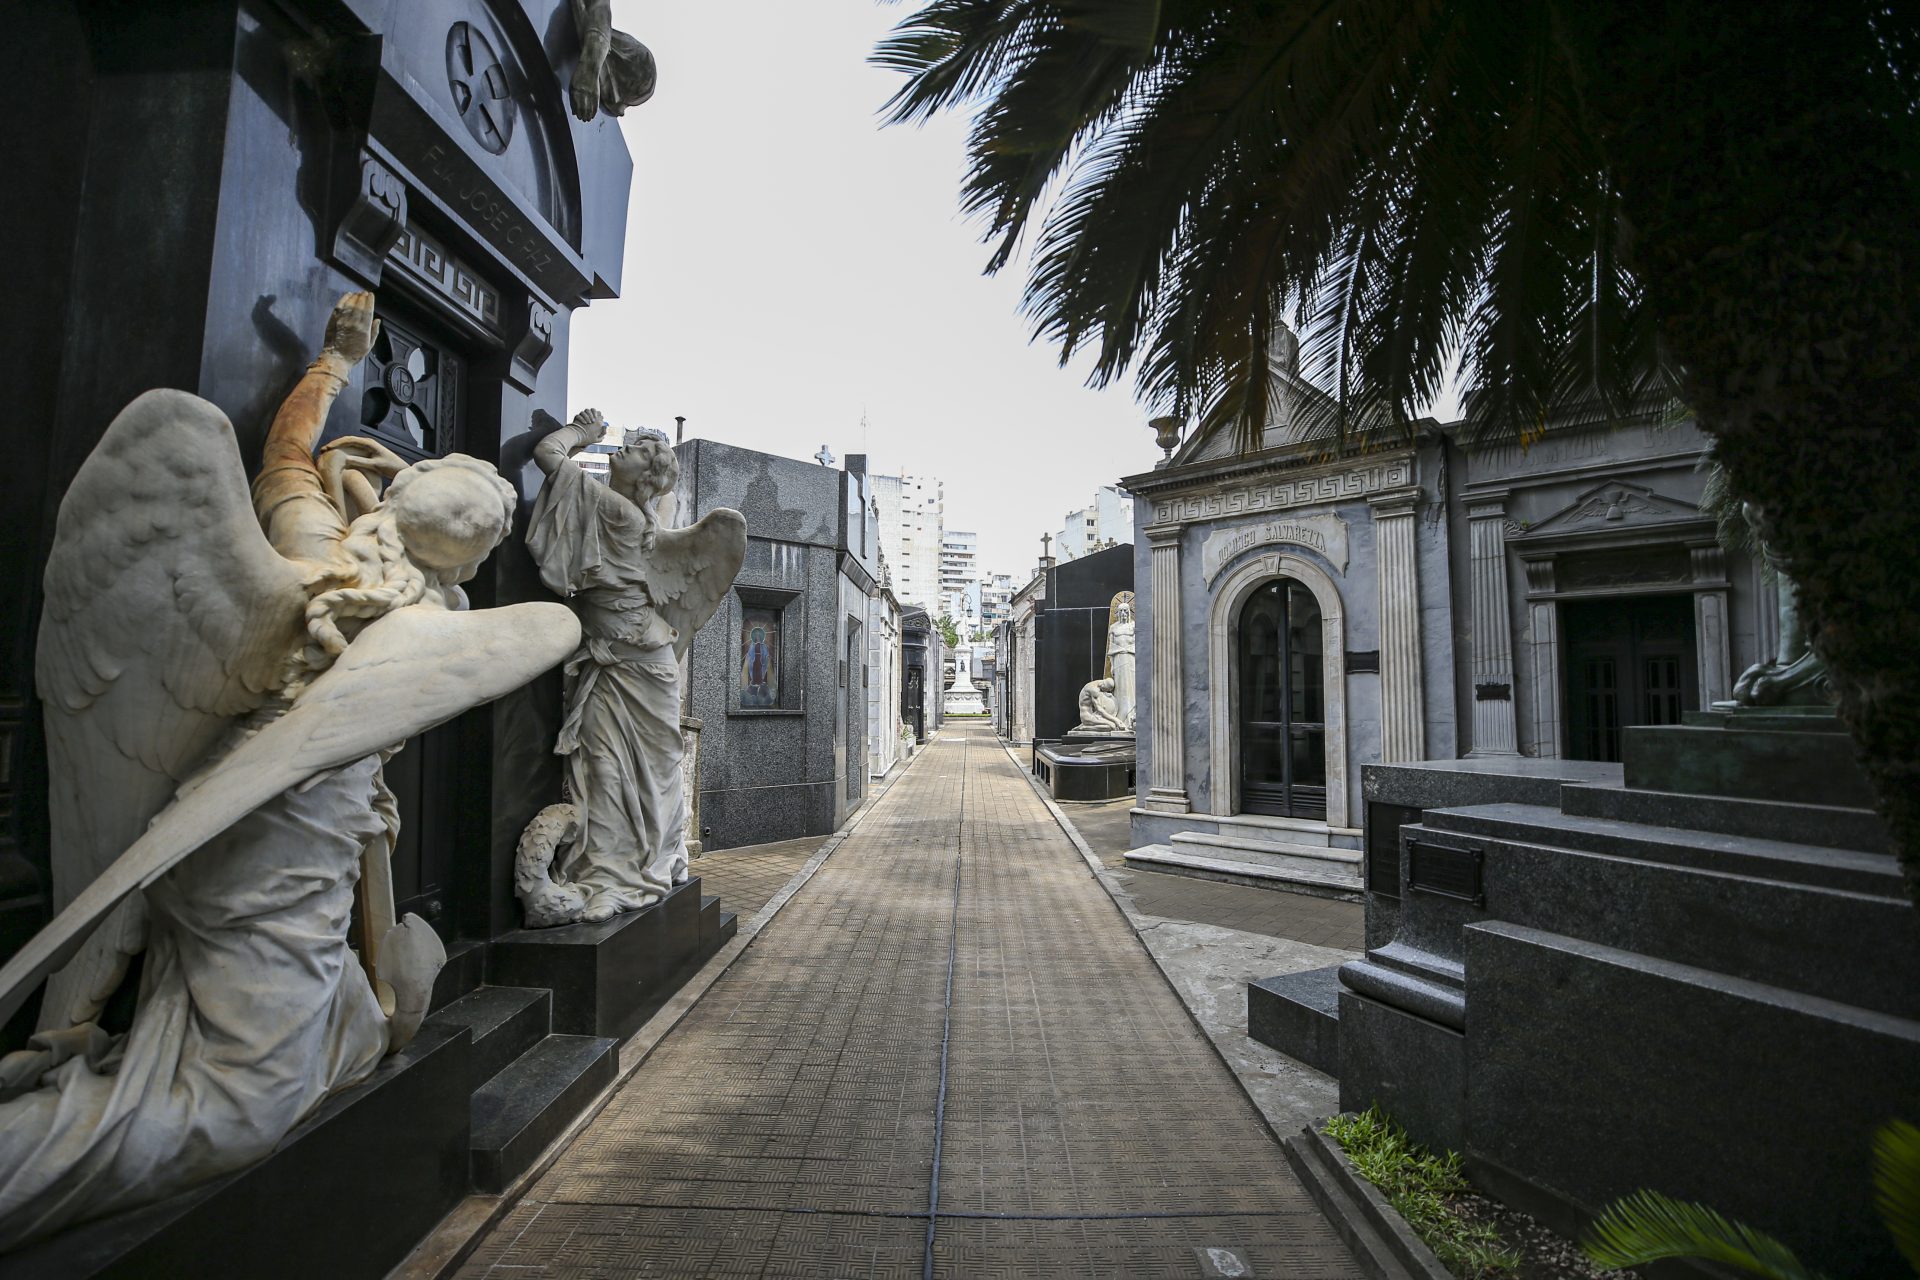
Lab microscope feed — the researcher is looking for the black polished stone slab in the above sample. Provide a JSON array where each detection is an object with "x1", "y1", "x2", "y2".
[
  {"x1": 1560, "y1": 777, "x2": 1891, "y2": 853},
  {"x1": 1622, "y1": 718, "x2": 1876, "y2": 808},
  {"x1": 5, "y1": 1022, "x2": 471, "y2": 1280},
  {"x1": 1336, "y1": 990, "x2": 1465, "y2": 1155},
  {"x1": 1247, "y1": 965, "x2": 1342, "y2": 1076},
  {"x1": 430, "y1": 937, "x2": 489, "y2": 1012},
  {"x1": 469, "y1": 1032, "x2": 616, "y2": 1192},
  {"x1": 1034, "y1": 739, "x2": 1137, "y2": 801},
  {"x1": 426, "y1": 984, "x2": 552, "y2": 1087},
  {"x1": 1464, "y1": 920, "x2": 1920, "y2": 1275},
  {"x1": 489, "y1": 879, "x2": 705, "y2": 1041}
]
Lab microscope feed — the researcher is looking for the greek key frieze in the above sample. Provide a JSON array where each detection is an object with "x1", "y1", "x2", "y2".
[{"x1": 1150, "y1": 458, "x2": 1413, "y2": 526}]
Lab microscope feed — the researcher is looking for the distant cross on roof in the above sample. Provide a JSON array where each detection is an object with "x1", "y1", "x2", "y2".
[
  {"x1": 815, "y1": 444, "x2": 835, "y2": 467},
  {"x1": 1041, "y1": 533, "x2": 1053, "y2": 556}
]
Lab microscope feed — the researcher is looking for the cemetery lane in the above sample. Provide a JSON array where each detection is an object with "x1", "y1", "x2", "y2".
[{"x1": 457, "y1": 723, "x2": 1362, "y2": 1278}]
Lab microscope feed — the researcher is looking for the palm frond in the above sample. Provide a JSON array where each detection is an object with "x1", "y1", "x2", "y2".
[
  {"x1": 875, "y1": 0, "x2": 1675, "y2": 457},
  {"x1": 1874, "y1": 1120, "x2": 1920, "y2": 1274},
  {"x1": 1581, "y1": 1190, "x2": 1826, "y2": 1280}
]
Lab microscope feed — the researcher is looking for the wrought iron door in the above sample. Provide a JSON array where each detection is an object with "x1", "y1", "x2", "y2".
[
  {"x1": 1237, "y1": 580, "x2": 1327, "y2": 818},
  {"x1": 1563, "y1": 593, "x2": 1698, "y2": 762},
  {"x1": 358, "y1": 312, "x2": 465, "y2": 462}
]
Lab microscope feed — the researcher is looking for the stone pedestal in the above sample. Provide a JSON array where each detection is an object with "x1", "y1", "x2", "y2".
[
  {"x1": 6, "y1": 1024, "x2": 472, "y2": 1280},
  {"x1": 1032, "y1": 737, "x2": 1136, "y2": 801},
  {"x1": 491, "y1": 879, "x2": 731, "y2": 1041}
]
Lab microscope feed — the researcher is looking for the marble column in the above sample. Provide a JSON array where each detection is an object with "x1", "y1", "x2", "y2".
[
  {"x1": 1690, "y1": 543, "x2": 1733, "y2": 706},
  {"x1": 1523, "y1": 556, "x2": 1561, "y2": 758},
  {"x1": 1466, "y1": 496, "x2": 1519, "y2": 755},
  {"x1": 1144, "y1": 524, "x2": 1190, "y2": 812},
  {"x1": 1371, "y1": 492, "x2": 1425, "y2": 763}
]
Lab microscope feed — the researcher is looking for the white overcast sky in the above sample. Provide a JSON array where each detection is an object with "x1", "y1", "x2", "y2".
[{"x1": 566, "y1": 1, "x2": 1164, "y2": 578}]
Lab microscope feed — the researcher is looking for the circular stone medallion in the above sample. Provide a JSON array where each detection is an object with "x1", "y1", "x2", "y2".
[{"x1": 446, "y1": 21, "x2": 516, "y2": 155}]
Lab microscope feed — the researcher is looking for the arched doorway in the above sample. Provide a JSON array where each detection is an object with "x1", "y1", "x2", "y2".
[{"x1": 1237, "y1": 579, "x2": 1327, "y2": 818}]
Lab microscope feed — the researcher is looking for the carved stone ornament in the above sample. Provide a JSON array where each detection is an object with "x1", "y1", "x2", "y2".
[
  {"x1": 513, "y1": 410, "x2": 746, "y2": 928},
  {"x1": 509, "y1": 295, "x2": 557, "y2": 392},
  {"x1": 333, "y1": 152, "x2": 409, "y2": 285},
  {"x1": 0, "y1": 292, "x2": 578, "y2": 1249},
  {"x1": 1523, "y1": 478, "x2": 1702, "y2": 538},
  {"x1": 446, "y1": 21, "x2": 518, "y2": 155}
]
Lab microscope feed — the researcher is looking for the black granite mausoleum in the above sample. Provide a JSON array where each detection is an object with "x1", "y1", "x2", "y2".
[{"x1": 0, "y1": 2, "x2": 735, "y2": 1270}]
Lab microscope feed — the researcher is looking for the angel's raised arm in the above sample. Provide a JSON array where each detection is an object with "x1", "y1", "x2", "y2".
[
  {"x1": 534, "y1": 408, "x2": 608, "y2": 476},
  {"x1": 253, "y1": 292, "x2": 379, "y2": 565}
]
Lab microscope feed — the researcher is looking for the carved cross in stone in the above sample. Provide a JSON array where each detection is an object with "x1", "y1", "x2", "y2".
[
  {"x1": 814, "y1": 445, "x2": 835, "y2": 468},
  {"x1": 1041, "y1": 533, "x2": 1053, "y2": 557}
]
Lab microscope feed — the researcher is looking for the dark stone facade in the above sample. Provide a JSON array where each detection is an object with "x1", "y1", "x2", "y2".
[
  {"x1": 0, "y1": 1, "x2": 682, "y2": 1267},
  {"x1": 1, "y1": 0, "x2": 633, "y2": 971},
  {"x1": 676, "y1": 440, "x2": 882, "y2": 850},
  {"x1": 1031, "y1": 543, "x2": 1135, "y2": 741}
]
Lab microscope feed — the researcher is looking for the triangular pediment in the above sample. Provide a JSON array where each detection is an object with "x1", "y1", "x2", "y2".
[{"x1": 1523, "y1": 480, "x2": 1702, "y2": 538}]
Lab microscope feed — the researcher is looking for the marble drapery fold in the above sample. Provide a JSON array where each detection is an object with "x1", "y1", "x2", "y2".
[{"x1": 517, "y1": 423, "x2": 744, "y2": 927}]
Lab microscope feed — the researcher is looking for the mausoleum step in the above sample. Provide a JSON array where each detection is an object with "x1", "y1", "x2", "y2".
[
  {"x1": 427, "y1": 939, "x2": 487, "y2": 1012},
  {"x1": 1420, "y1": 802, "x2": 1903, "y2": 899},
  {"x1": 469, "y1": 1032, "x2": 617, "y2": 1193},
  {"x1": 1214, "y1": 813, "x2": 1362, "y2": 848},
  {"x1": 423, "y1": 984, "x2": 552, "y2": 1089},
  {"x1": 1125, "y1": 844, "x2": 1363, "y2": 901},
  {"x1": 1171, "y1": 832, "x2": 1363, "y2": 878},
  {"x1": 1560, "y1": 778, "x2": 1890, "y2": 855},
  {"x1": 1247, "y1": 966, "x2": 1343, "y2": 1076}
]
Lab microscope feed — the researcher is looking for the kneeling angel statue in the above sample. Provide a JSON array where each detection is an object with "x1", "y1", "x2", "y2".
[
  {"x1": 0, "y1": 292, "x2": 578, "y2": 1248},
  {"x1": 513, "y1": 410, "x2": 744, "y2": 927}
]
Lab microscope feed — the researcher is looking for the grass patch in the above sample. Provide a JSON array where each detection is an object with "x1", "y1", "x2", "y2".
[{"x1": 1325, "y1": 1107, "x2": 1521, "y2": 1278}]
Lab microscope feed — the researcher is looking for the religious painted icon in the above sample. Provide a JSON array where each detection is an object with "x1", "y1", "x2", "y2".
[{"x1": 740, "y1": 608, "x2": 780, "y2": 707}]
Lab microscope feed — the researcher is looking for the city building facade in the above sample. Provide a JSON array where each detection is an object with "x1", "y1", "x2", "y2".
[
  {"x1": 1055, "y1": 485, "x2": 1135, "y2": 562},
  {"x1": 867, "y1": 466, "x2": 944, "y2": 612}
]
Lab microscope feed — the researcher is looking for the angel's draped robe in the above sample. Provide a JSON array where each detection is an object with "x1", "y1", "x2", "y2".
[
  {"x1": 527, "y1": 462, "x2": 688, "y2": 913},
  {"x1": 0, "y1": 754, "x2": 391, "y2": 1248}
]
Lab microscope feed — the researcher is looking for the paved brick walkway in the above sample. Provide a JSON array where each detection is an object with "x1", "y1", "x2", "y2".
[
  {"x1": 458, "y1": 725, "x2": 1360, "y2": 1279},
  {"x1": 692, "y1": 837, "x2": 827, "y2": 919}
]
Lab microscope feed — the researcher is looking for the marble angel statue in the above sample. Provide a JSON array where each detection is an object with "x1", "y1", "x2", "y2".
[
  {"x1": 0, "y1": 292, "x2": 578, "y2": 1249},
  {"x1": 513, "y1": 410, "x2": 744, "y2": 928},
  {"x1": 1105, "y1": 592, "x2": 1136, "y2": 731}
]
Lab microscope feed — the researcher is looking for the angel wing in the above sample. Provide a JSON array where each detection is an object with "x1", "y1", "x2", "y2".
[
  {"x1": 35, "y1": 389, "x2": 310, "y2": 1027},
  {"x1": 0, "y1": 601, "x2": 581, "y2": 1031},
  {"x1": 643, "y1": 509, "x2": 746, "y2": 660}
]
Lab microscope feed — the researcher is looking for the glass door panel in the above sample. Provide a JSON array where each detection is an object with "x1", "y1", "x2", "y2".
[{"x1": 1237, "y1": 580, "x2": 1328, "y2": 818}]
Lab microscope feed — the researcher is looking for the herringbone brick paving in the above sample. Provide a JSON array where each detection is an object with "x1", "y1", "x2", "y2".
[{"x1": 458, "y1": 724, "x2": 1360, "y2": 1278}]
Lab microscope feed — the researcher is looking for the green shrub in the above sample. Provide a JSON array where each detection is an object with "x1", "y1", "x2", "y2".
[{"x1": 1324, "y1": 1107, "x2": 1520, "y2": 1277}]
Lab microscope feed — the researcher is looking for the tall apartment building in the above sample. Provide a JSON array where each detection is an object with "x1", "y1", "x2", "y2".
[
  {"x1": 1054, "y1": 485, "x2": 1135, "y2": 561},
  {"x1": 980, "y1": 573, "x2": 1017, "y2": 629},
  {"x1": 868, "y1": 468, "x2": 945, "y2": 611},
  {"x1": 940, "y1": 529, "x2": 979, "y2": 617}
]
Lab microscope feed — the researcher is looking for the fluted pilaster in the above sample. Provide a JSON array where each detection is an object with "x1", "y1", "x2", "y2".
[
  {"x1": 1371, "y1": 492, "x2": 1425, "y2": 763},
  {"x1": 1467, "y1": 497, "x2": 1519, "y2": 755},
  {"x1": 1145, "y1": 525, "x2": 1189, "y2": 811}
]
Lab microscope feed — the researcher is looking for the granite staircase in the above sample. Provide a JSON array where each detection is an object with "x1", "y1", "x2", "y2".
[
  {"x1": 1246, "y1": 707, "x2": 1917, "y2": 1272},
  {"x1": 1127, "y1": 813, "x2": 1364, "y2": 899},
  {"x1": 421, "y1": 883, "x2": 738, "y2": 1193}
]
